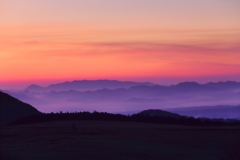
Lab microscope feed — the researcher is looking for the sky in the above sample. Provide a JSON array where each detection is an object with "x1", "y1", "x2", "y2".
[{"x1": 1, "y1": 0, "x2": 240, "y2": 90}]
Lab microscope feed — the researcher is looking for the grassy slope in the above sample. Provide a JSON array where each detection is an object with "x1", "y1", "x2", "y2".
[{"x1": 1, "y1": 120, "x2": 240, "y2": 160}]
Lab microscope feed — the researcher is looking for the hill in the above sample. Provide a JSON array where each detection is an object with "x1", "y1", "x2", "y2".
[
  {"x1": 0, "y1": 91, "x2": 42, "y2": 126},
  {"x1": 138, "y1": 109, "x2": 181, "y2": 118}
]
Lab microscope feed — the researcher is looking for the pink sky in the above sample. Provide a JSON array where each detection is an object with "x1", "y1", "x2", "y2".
[{"x1": 1, "y1": 0, "x2": 240, "y2": 90}]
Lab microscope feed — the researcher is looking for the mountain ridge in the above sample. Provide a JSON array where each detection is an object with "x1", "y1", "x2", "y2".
[
  {"x1": 25, "y1": 80, "x2": 155, "y2": 92},
  {"x1": 0, "y1": 91, "x2": 42, "y2": 126},
  {"x1": 24, "y1": 80, "x2": 240, "y2": 93}
]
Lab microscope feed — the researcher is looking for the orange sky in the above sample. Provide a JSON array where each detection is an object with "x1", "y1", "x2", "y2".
[{"x1": 1, "y1": 0, "x2": 240, "y2": 89}]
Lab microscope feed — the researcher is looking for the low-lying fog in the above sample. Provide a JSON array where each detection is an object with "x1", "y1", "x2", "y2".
[{"x1": 2, "y1": 80, "x2": 240, "y2": 119}]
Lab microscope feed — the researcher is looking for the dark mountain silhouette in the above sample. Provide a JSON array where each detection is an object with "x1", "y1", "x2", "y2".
[
  {"x1": 25, "y1": 80, "x2": 155, "y2": 92},
  {"x1": 0, "y1": 91, "x2": 42, "y2": 126},
  {"x1": 138, "y1": 109, "x2": 181, "y2": 118}
]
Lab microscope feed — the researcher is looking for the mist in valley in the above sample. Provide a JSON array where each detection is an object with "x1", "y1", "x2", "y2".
[{"x1": 2, "y1": 80, "x2": 240, "y2": 119}]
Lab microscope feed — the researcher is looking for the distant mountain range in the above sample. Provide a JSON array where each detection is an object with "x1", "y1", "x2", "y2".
[
  {"x1": 20, "y1": 81, "x2": 240, "y2": 104},
  {"x1": 0, "y1": 91, "x2": 42, "y2": 126},
  {"x1": 1, "y1": 80, "x2": 240, "y2": 119},
  {"x1": 25, "y1": 80, "x2": 155, "y2": 92},
  {"x1": 24, "y1": 80, "x2": 240, "y2": 93}
]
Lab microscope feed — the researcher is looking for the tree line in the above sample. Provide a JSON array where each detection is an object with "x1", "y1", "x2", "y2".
[{"x1": 7, "y1": 111, "x2": 240, "y2": 126}]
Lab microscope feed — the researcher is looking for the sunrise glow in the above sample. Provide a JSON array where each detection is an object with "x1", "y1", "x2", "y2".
[{"x1": 1, "y1": 0, "x2": 240, "y2": 89}]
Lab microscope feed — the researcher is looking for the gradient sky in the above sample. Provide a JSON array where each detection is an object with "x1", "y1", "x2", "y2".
[{"x1": 1, "y1": 0, "x2": 240, "y2": 89}]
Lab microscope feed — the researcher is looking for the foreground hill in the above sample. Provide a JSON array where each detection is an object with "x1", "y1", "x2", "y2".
[{"x1": 0, "y1": 91, "x2": 42, "y2": 126}]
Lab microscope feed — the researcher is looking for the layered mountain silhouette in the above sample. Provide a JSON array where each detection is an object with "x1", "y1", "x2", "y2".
[
  {"x1": 25, "y1": 80, "x2": 154, "y2": 92},
  {"x1": 25, "y1": 80, "x2": 240, "y2": 93},
  {"x1": 2, "y1": 80, "x2": 240, "y2": 119},
  {"x1": 0, "y1": 91, "x2": 42, "y2": 126}
]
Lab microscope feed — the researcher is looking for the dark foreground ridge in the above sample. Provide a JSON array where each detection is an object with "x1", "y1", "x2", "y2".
[
  {"x1": 7, "y1": 109, "x2": 240, "y2": 126},
  {"x1": 0, "y1": 91, "x2": 42, "y2": 126}
]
